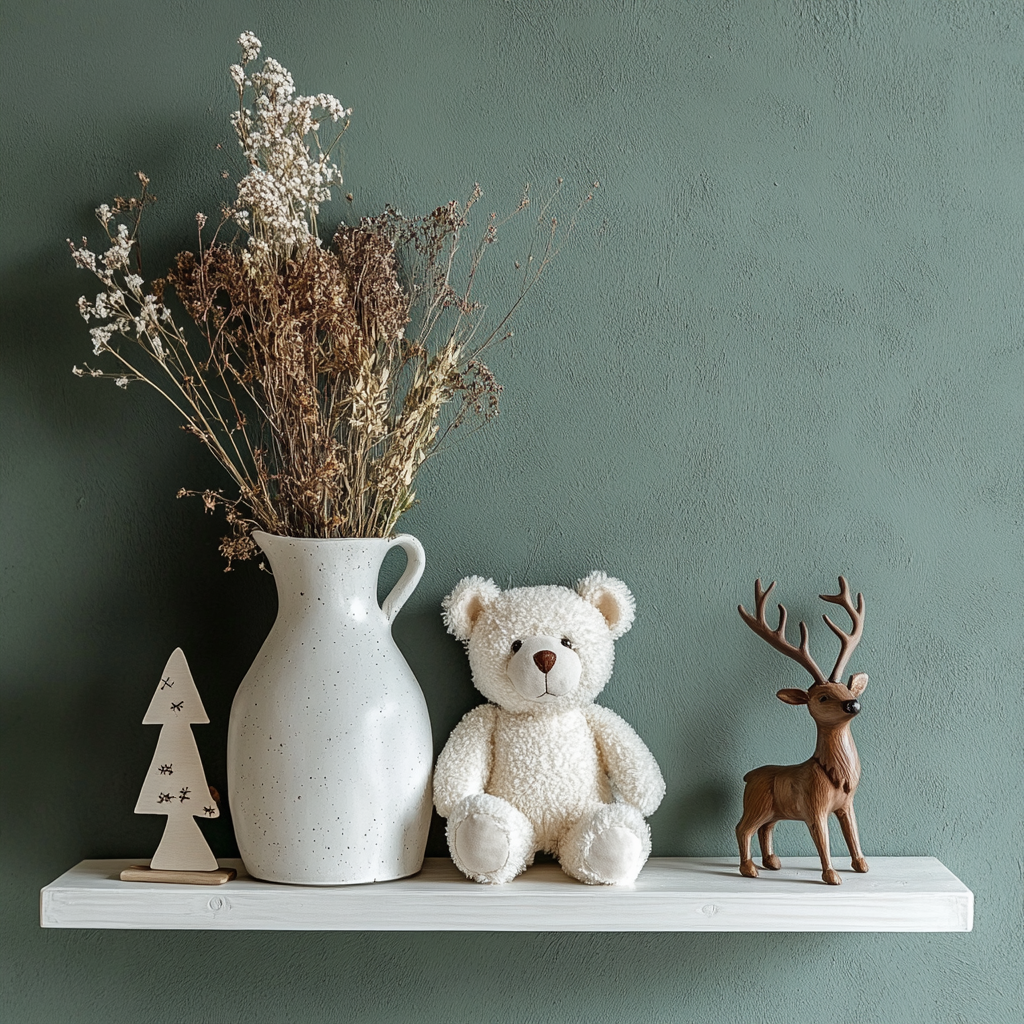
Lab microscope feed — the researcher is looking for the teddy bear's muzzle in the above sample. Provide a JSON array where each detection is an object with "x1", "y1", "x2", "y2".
[{"x1": 506, "y1": 635, "x2": 583, "y2": 700}]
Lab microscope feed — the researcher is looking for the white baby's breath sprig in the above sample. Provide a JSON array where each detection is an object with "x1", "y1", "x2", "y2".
[
  {"x1": 238, "y1": 31, "x2": 261, "y2": 64},
  {"x1": 229, "y1": 33, "x2": 351, "y2": 258}
]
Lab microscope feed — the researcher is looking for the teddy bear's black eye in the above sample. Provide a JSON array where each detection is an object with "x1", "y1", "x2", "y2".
[
  {"x1": 560, "y1": 638, "x2": 573, "y2": 649},
  {"x1": 511, "y1": 640, "x2": 522, "y2": 654}
]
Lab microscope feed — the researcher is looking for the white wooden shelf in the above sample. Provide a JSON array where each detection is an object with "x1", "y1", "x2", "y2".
[{"x1": 40, "y1": 856, "x2": 972, "y2": 932}]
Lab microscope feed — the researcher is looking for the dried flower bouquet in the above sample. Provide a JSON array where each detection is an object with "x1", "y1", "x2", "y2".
[{"x1": 70, "y1": 32, "x2": 593, "y2": 565}]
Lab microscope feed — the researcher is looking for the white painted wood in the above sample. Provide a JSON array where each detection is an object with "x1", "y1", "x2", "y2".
[
  {"x1": 40, "y1": 857, "x2": 973, "y2": 932},
  {"x1": 135, "y1": 649, "x2": 219, "y2": 871}
]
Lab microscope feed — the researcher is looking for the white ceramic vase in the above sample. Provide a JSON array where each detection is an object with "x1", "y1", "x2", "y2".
[{"x1": 226, "y1": 531, "x2": 433, "y2": 885}]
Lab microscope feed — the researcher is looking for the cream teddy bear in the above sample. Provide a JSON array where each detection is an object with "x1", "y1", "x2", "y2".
[{"x1": 433, "y1": 572, "x2": 665, "y2": 885}]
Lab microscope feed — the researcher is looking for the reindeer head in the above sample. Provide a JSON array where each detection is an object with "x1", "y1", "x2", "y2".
[{"x1": 739, "y1": 577, "x2": 868, "y2": 724}]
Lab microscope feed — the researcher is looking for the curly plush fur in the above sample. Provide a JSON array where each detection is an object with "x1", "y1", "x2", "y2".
[{"x1": 434, "y1": 573, "x2": 664, "y2": 885}]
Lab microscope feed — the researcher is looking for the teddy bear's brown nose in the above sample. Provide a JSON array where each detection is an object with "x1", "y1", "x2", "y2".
[{"x1": 533, "y1": 650, "x2": 557, "y2": 674}]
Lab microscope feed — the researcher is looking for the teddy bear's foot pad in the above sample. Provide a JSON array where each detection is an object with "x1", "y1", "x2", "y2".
[
  {"x1": 454, "y1": 813, "x2": 511, "y2": 876},
  {"x1": 586, "y1": 826, "x2": 644, "y2": 884}
]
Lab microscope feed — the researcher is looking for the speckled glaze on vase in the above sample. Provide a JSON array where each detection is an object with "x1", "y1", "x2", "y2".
[{"x1": 227, "y1": 531, "x2": 433, "y2": 885}]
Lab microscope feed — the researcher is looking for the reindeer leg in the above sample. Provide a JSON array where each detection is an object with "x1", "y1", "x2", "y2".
[
  {"x1": 836, "y1": 804, "x2": 868, "y2": 873},
  {"x1": 757, "y1": 821, "x2": 781, "y2": 870},
  {"x1": 736, "y1": 796, "x2": 773, "y2": 879},
  {"x1": 736, "y1": 815, "x2": 759, "y2": 877},
  {"x1": 807, "y1": 815, "x2": 840, "y2": 885},
  {"x1": 737, "y1": 775, "x2": 775, "y2": 878}
]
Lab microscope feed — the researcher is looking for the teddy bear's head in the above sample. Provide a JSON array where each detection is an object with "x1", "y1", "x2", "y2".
[{"x1": 442, "y1": 572, "x2": 635, "y2": 713}]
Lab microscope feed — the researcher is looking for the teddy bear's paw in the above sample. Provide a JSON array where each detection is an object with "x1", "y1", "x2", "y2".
[
  {"x1": 585, "y1": 826, "x2": 644, "y2": 884},
  {"x1": 559, "y1": 803, "x2": 652, "y2": 885},
  {"x1": 447, "y1": 794, "x2": 535, "y2": 884},
  {"x1": 454, "y1": 813, "x2": 511, "y2": 876}
]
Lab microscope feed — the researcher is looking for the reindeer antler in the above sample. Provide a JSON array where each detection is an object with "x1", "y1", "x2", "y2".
[
  {"x1": 819, "y1": 576, "x2": 865, "y2": 682},
  {"x1": 738, "y1": 579, "x2": 827, "y2": 687}
]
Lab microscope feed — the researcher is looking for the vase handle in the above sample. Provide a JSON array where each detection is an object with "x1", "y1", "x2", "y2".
[{"x1": 381, "y1": 534, "x2": 426, "y2": 623}]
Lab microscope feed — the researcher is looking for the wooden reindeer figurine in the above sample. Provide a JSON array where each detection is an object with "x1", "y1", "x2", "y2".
[{"x1": 736, "y1": 576, "x2": 869, "y2": 886}]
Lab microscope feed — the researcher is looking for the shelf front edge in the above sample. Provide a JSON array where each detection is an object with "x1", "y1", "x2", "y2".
[{"x1": 40, "y1": 857, "x2": 974, "y2": 932}]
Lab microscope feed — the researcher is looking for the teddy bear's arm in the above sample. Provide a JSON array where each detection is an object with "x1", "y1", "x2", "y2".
[
  {"x1": 433, "y1": 703, "x2": 498, "y2": 817},
  {"x1": 584, "y1": 704, "x2": 666, "y2": 816}
]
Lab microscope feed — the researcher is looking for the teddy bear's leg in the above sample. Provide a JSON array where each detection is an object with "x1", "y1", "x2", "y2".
[
  {"x1": 559, "y1": 802, "x2": 651, "y2": 885},
  {"x1": 446, "y1": 793, "x2": 535, "y2": 885}
]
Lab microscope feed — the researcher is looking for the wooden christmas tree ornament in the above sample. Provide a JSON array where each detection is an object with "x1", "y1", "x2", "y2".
[{"x1": 120, "y1": 648, "x2": 235, "y2": 885}]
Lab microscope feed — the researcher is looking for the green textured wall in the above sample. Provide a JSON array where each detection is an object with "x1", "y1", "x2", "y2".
[{"x1": 2, "y1": 1, "x2": 1021, "y2": 1021}]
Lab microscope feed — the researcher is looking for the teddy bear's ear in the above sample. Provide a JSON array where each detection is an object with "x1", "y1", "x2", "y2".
[
  {"x1": 576, "y1": 571, "x2": 636, "y2": 639},
  {"x1": 442, "y1": 576, "x2": 501, "y2": 640}
]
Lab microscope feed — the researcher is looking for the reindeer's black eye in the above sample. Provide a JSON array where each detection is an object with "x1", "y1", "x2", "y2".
[
  {"x1": 560, "y1": 638, "x2": 573, "y2": 649},
  {"x1": 511, "y1": 640, "x2": 522, "y2": 654},
  {"x1": 819, "y1": 695, "x2": 828, "y2": 702}
]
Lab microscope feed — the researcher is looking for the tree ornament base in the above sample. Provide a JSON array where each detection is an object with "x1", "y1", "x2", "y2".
[{"x1": 119, "y1": 865, "x2": 236, "y2": 885}]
